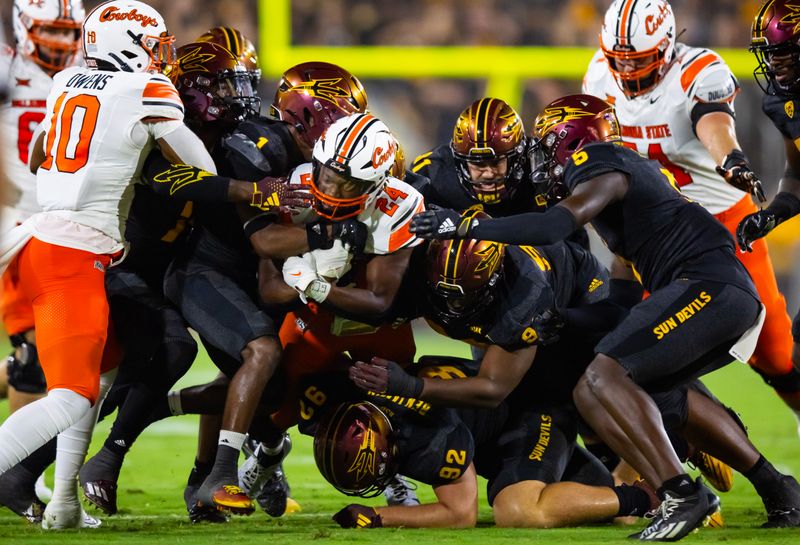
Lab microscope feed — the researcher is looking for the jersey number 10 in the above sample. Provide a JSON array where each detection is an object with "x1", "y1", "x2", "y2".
[{"x1": 41, "y1": 93, "x2": 100, "y2": 174}]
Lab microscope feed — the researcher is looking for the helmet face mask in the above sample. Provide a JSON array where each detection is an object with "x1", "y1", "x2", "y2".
[
  {"x1": 751, "y1": 0, "x2": 800, "y2": 96},
  {"x1": 310, "y1": 113, "x2": 396, "y2": 221},
  {"x1": 451, "y1": 98, "x2": 526, "y2": 205},
  {"x1": 270, "y1": 62, "x2": 368, "y2": 149},
  {"x1": 314, "y1": 402, "x2": 398, "y2": 498},
  {"x1": 82, "y1": 1, "x2": 174, "y2": 74},
  {"x1": 600, "y1": 0, "x2": 676, "y2": 98},
  {"x1": 172, "y1": 42, "x2": 260, "y2": 125},
  {"x1": 13, "y1": 0, "x2": 84, "y2": 73}
]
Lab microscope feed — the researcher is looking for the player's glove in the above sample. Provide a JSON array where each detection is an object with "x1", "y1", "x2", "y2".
[
  {"x1": 410, "y1": 205, "x2": 476, "y2": 240},
  {"x1": 349, "y1": 356, "x2": 423, "y2": 398},
  {"x1": 530, "y1": 308, "x2": 565, "y2": 346},
  {"x1": 332, "y1": 219, "x2": 368, "y2": 255},
  {"x1": 715, "y1": 149, "x2": 766, "y2": 203},
  {"x1": 282, "y1": 255, "x2": 331, "y2": 303},
  {"x1": 251, "y1": 176, "x2": 312, "y2": 212},
  {"x1": 332, "y1": 504, "x2": 383, "y2": 529},
  {"x1": 736, "y1": 210, "x2": 776, "y2": 253}
]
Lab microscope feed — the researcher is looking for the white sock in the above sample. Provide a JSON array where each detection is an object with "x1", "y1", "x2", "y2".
[
  {"x1": 218, "y1": 430, "x2": 246, "y2": 451},
  {"x1": 51, "y1": 369, "x2": 117, "y2": 503},
  {"x1": 0, "y1": 389, "x2": 90, "y2": 475},
  {"x1": 167, "y1": 390, "x2": 183, "y2": 416}
]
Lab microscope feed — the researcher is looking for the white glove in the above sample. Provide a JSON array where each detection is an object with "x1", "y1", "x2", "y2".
[
  {"x1": 282, "y1": 254, "x2": 331, "y2": 303},
  {"x1": 311, "y1": 239, "x2": 352, "y2": 280}
]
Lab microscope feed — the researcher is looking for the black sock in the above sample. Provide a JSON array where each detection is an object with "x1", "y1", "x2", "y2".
[
  {"x1": 206, "y1": 444, "x2": 240, "y2": 483},
  {"x1": 658, "y1": 473, "x2": 695, "y2": 498},
  {"x1": 19, "y1": 437, "x2": 56, "y2": 477},
  {"x1": 613, "y1": 484, "x2": 653, "y2": 516},
  {"x1": 744, "y1": 456, "x2": 783, "y2": 498}
]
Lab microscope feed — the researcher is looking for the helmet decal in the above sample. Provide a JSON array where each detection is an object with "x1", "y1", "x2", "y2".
[
  {"x1": 535, "y1": 106, "x2": 596, "y2": 135},
  {"x1": 176, "y1": 45, "x2": 220, "y2": 72},
  {"x1": 289, "y1": 78, "x2": 353, "y2": 104},
  {"x1": 346, "y1": 423, "x2": 377, "y2": 482}
]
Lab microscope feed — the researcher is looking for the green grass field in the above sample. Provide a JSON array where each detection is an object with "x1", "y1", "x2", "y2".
[{"x1": 1, "y1": 328, "x2": 799, "y2": 544}]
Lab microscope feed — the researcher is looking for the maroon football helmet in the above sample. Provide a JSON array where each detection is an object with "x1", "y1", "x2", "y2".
[
  {"x1": 529, "y1": 94, "x2": 620, "y2": 196},
  {"x1": 171, "y1": 42, "x2": 260, "y2": 125},
  {"x1": 314, "y1": 401, "x2": 398, "y2": 498},
  {"x1": 426, "y1": 210, "x2": 505, "y2": 325},
  {"x1": 751, "y1": 0, "x2": 800, "y2": 95},
  {"x1": 196, "y1": 26, "x2": 260, "y2": 85},
  {"x1": 451, "y1": 98, "x2": 526, "y2": 205},
  {"x1": 270, "y1": 61, "x2": 368, "y2": 149}
]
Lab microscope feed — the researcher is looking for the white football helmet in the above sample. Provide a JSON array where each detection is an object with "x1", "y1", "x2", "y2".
[
  {"x1": 13, "y1": 0, "x2": 84, "y2": 73},
  {"x1": 311, "y1": 113, "x2": 398, "y2": 220},
  {"x1": 82, "y1": 0, "x2": 174, "y2": 73},
  {"x1": 600, "y1": 0, "x2": 676, "y2": 97}
]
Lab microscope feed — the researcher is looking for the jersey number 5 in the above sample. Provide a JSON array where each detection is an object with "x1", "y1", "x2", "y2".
[{"x1": 41, "y1": 93, "x2": 100, "y2": 174}]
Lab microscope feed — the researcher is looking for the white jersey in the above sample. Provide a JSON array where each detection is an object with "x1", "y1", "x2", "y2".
[
  {"x1": 32, "y1": 66, "x2": 184, "y2": 253},
  {"x1": 288, "y1": 162, "x2": 425, "y2": 256},
  {"x1": 0, "y1": 45, "x2": 53, "y2": 220},
  {"x1": 583, "y1": 43, "x2": 745, "y2": 214}
]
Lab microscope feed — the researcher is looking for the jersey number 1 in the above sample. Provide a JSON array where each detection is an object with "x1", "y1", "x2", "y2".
[{"x1": 41, "y1": 93, "x2": 100, "y2": 174}]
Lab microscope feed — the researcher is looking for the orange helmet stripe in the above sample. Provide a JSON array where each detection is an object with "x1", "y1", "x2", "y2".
[
  {"x1": 334, "y1": 114, "x2": 376, "y2": 165},
  {"x1": 617, "y1": 0, "x2": 639, "y2": 47}
]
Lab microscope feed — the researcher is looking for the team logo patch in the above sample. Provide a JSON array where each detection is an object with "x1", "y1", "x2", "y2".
[
  {"x1": 786, "y1": 100, "x2": 795, "y2": 119},
  {"x1": 99, "y1": 6, "x2": 158, "y2": 28},
  {"x1": 15, "y1": 78, "x2": 30, "y2": 87}
]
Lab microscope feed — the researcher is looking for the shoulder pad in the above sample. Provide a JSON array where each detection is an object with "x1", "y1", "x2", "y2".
[
  {"x1": 222, "y1": 132, "x2": 272, "y2": 180},
  {"x1": 563, "y1": 142, "x2": 629, "y2": 192},
  {"x1": 286, "y1": 163, "x2": 318, "y2": 225},
  {"x1": 680, "y1": 48, "x2": 738, "y2": 102},
  {"x1": 141, "y1": 74, "x2": 184, "y2": 121},
  {"x1": 365, "y1": 179, "x2": 425, "y2": 255},
  {"x1": 581, "y1": 49, "x2": 608, "y2": 95}
]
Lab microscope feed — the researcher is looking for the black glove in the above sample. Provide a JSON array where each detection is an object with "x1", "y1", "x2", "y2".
[
  {"x1": 349, "y1": 357, "x2": 423, "y2": 398},
  {"x1": 736, "y1": 210, "x2": 776, "y2": 252},
  {"x1": 530, "y1": 308, "x2": 565, "y2": 346},
  {"x1": 409, "y1": 206, "x2": 475, "y2": 240},
  {"x1": 306, "y1": 221, "x2": 333, "y2": 251},
  {"x1": 252, "y1": 176, "x2": 312, "y2": 211},
  {"x1": 332, "y1": 504, "x2": 383, "y2": 528},
  {"x1": 716, "y1": 150, "x2": 766, "y2": 203},
  {"x1": 332, "y1": 219, "x2": 368, "y2": 255}
]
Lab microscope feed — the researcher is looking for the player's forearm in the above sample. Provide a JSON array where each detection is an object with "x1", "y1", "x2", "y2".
[
  {"x1": 469, "y1": 206, "x2": 577, "y2": 246},
  {"x1": 324, "y1": 285, "x2": 394, "y2": 316},
  {"x1": 765, "y1": 190, "x2": 800, "y2": 226},
  {"x1": 695, "y1": 111, "x2": 741, "y2": 166},
  {"x1": 248, "y1": 224, "x2": 310, "y2": 259},
  {"x1": 376, "y1": 501, "x2": 476, "y2": 528},
  {"x1": 419, "y1": 376, "x2": 510, "y2": 408}
]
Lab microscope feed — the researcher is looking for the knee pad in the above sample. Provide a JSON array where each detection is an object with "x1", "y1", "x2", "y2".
[{"x1": 7, "y1": 334, "x2": 47, "y2": 394}]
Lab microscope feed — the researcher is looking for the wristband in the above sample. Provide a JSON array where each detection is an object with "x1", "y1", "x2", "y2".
[
  {"x1": 766, "y1": 191, "x2": 800, "y2": 223},
  {"x1": 306, "y1": 279, "x2": 331, "y2": 303}
]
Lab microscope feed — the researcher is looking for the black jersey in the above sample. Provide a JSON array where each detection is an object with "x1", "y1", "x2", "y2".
[
  {"x1": 427, "y1": 242, "x2": 608, "y2": 351},
  {"x1": 223, "y1": 116, "x2": 304, "y2": 180},
  {"x1": 563, "y1": 142, "x2": 735, "y2": 292},
  {"x1": 762, "y1": 91, "x2": 800, "y2": 141}
]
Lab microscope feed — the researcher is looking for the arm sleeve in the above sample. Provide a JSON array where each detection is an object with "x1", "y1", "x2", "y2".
[
  {"x1": 157, "y1": 123, "x2": 217, "y2": 174},
  {"x1": 143, "y1": 151, "x2": 230, "y2": 202},
  {"x1": 469, "y1": 205, "x2": 578, "y2": 246}
]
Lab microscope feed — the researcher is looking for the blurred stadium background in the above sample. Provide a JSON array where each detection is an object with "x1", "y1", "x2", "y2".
[{"x1": 12, "y1": 0, "x2": 796, "y2": 314}]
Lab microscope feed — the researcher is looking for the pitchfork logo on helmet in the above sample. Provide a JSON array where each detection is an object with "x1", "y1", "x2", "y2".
[
  {"x1": 13, "y1": 0, "x2": 84, "y2": 73},
  {"x1": 313, "y1": 402, "x2": 398, "y2": 498},
  {"x1": 311, "y1": 113, "x2": 397, "y2": 220},
  {"x1": 751, "y1": 0, "x2": 800, "y2": 96},
  {"x1": 270, "y1": 61, "x2": 368, "y2": 149},
  {"x1": 530, "y1": 94, "x2": 620, "y2": 196},
  {"x1": 600, "y1": 0, "x2": 676, "y2": 97},
  {"x1": 82, "y1": 0, "x2": 175, "y2": 73}
]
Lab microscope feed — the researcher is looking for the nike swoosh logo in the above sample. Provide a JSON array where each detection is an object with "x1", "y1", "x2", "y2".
[
  {"x1": 649, "y1": 96, "x2": 660, "y2": 104},
  {"x1": 290, "y1": 272, "x2": 302, "y2": 276}
]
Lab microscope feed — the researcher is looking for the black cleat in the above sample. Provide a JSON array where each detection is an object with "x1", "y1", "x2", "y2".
[
  {"x1": 256, "y1": 464, "x2": 289, "y2": 517},
  {"x1": 632, "y1": 478, "x2": 718, "y2": 541},
  {"x1": 761, "y1": 475, "x2": 800, "y2": 528},
  {"x1": 79, "y1": 446, "x2": 124, "y2": 515},
  {"x1": 0, "y1": 463, "x2": 45, "y2": 523},
  {"x1": 184, "y1": 466, "x2": 228, "y2": 523}
]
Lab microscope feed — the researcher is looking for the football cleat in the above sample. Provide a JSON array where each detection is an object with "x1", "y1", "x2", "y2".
[
  {"x1": 42, "y1": 500, "x2": 102, "y2": 530},
  {"x1": 256, "y1": 465, "x2": 290, "y2": 517},
  {"x1": 207, "y1": 484, "x2": 254, "y2": 516},
  {"x1": 0, "y1": 463, "x2": 44, "y2": 522},
  {"x1": 383, "y1": 474, "x2": 420, "y2": 506},
  {"x1": 184, "y1": 466, "x2": 228, "y2": 523},
  {"x1": 285, "y1": 497, "x2": 302, "y2": 514},
  {"x1": 687, "y1": 451, "x2": 733, "y2": 493},
  {"x1": 760, "y1": 474, "x2": 800, "y2": 528},
  {"x1": 81, "y1": 480, "x2": 118, "y2": 515},
  {"x1": 238, "y1": 434, "x2": 292, "y2": 498},
  {"x1": 632, "y1": 478, "x2": 718, "y2": 541}
]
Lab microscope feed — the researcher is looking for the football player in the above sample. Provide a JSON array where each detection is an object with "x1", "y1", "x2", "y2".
[
  {"x1": 409, "y1": 95, "x2": 766, "y2": 540},
  {"x1": 77, "y1": 39, "x2": 279, "y2": 517},
  {"x1": 0, "y1": 0, "x2": 84, "y2": 518},
  {"x1": 738, "y1": 0, "x2": 800, "y2": 433},
  {"x1": 581, "y1": 0, "x2": 800, "y2": 426},
  {"x1": 352, "y1": 227, "x2": 800, "y2": 530},
  {"x1": 0, "y1": 0, "x2": 217, "y2": 529}
]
